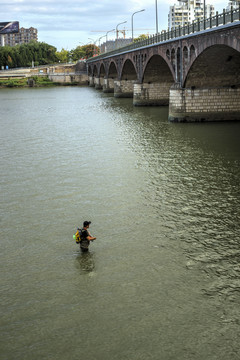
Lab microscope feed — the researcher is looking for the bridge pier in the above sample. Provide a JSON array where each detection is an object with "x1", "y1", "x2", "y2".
[
  {"x1": 169, "y1": 84, "x2": 240, "y2": 122},
  {"x1": 88, "y1": 76, "x2": 94, "y2": 87},
  {"x1": 94, "y1": 77, "x2": 104, "y2": 90},
  {"x1": 103, "y1": 78, "x2": 114, "y2": 93},
  {"x1": 114, "y1": 80, "x2": 134, "y2": 98},
  {"x1": 133, "y1": 82, "x2": 171, "y2": 106}
]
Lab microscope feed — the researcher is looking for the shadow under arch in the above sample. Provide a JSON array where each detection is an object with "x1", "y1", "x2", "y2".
[
  {"x1": 184, "y1": 44, "x2": 240, "y2": 88},
  {"x1": 99, "y1": 63, "x2": 106, "y2": 77},
  {"x1": 120, "y1": 59, "x2": 137, "y2": 81},
  {"x1": 143, "y1": 54, "x2": 174, "y2": 84},
  {"x1": 108, "y1": 61, "x2": 118, "y2": 79},
  {"x1": 92, "y1": 64, "x2": 98, "y2": 77},
  {"x1": 88, "y1": 64, "x2": 93, "y2": 76}
]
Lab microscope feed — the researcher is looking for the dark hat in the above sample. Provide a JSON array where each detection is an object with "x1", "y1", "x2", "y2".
[{"x1": 83, "y1": 221, "x2": 91, "y2": 227}]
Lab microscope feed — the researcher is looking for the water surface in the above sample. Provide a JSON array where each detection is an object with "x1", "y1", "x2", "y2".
[{"x1": 1, "y1": 87, "x2": 240, "y2": 360}]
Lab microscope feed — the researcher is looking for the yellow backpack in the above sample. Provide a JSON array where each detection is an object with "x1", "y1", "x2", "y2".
[{"x1": 73, "y1": 229, "x2": 82, "y2": 244}]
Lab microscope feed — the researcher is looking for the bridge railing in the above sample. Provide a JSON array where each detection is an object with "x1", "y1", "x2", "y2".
[{"x1": 87, "y1": 6, "x2": 240, "y2": 63}]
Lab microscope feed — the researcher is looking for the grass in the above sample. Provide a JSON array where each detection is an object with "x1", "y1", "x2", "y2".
[
  {"x1": 0, "y1": 76, "x2": 79, "y2": 88},
  {"x1": 0, "y1": 78, "x2": 28, "y2": 87}
]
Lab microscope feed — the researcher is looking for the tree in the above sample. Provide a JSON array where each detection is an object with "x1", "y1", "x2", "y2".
[
  {"x1": 0, "y1": 42, "x2": 58, "y2": 68},
  {"x1": 70, "y1": 44, "x2": 100, "y2": 60},
  {"x1": 7, "y1": 54, "x2": 13, "y2": 66},
  {"x1": 83, "y1": 44, "x2": 100, "y2": 58},
  {"x1": 70, "y1": 46, "x2": 85, "y2": 61},
  {"x1": 56, "y1": 48, "x2": 70, "y2": 63},
  {"x1": 134, "y1": 34, "x2": 148, "y2": 43}
]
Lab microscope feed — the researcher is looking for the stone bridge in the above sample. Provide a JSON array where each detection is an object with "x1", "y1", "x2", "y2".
[{"x1": 87, "y1": 10, "x2": 240, "y2": 122}]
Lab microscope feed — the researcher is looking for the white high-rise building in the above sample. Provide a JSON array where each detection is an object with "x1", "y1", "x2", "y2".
[
  {"x1": 226, "y1": 1, "x2": 240, "y2": 11},
  {"x1": 168, "y1": 0, "x2": 215, "y2": 29}
]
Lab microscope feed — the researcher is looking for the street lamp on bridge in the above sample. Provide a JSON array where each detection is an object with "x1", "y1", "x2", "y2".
[
  {"x1": 155, "y1": 0, "x2": 159, "y2": 34},
  {"x1": 131, "y1": 9, "x2": 145, "y2": 42},
  {"x1": 204, "y1": 0, "x2": 206, "y2": 23},
  {"x1": 98, "y1": 35, "x2": 105, "y2": 53},
  {"x1": 88, "y1": 37, "x2": 97, "y2": 56},
  {"x1": 116, "y1": 21, "x2": 127, "y2": 49},
  {"x1": 105, "y1": 29, "x2": 115, "y2": 52}
]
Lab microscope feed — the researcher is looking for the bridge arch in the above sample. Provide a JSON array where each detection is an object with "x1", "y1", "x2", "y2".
[
  {"x1": 88, "y1": 64, "x2": 93, "y2": 76},
  {"x1": 133, "y1": 54, "x2": 174, "y2": 106},
  {"x1": 190, "y1": 45, "x2": 196, "y2": 61},
  {"x1": 183, "y1": 46, "x2": 189, "y2": 71},
  {"x1": 184, "y1": 44, "x2": 240, "y2": 88},
  {"x1": 120, "y1": 59, "x2": 137, "y2": 81},
  {"x1": 171, "y1": 48, "x2": 176, "y2": 72},
  {"x1": 99, "y1": 63, "x2": 106, "y2": 77},
  {"x1": 108, "y1": 61, "x2": 118, "y2": 79},
  {"x1": 92, "y1": 64, "x2": 98, "y2": 77},
  {"x1": 143, "y1": 54, "x2": 174, "y2": 84}
]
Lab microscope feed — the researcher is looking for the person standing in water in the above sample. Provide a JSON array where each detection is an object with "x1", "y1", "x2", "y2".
[{"x1": 80, "y1": 221, "x2": 96, "y2": 252}]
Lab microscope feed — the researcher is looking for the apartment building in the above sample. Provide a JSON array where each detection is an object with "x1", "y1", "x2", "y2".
[
  {"x1": 168, "y1": 0, "x2": 215, "y2": 29},
  {"x1": 226, "y1": 0, "x2": 240, "y2": 10},
  {"x1": 3, "y1": 27, "x2": 38, "y2": 46}
]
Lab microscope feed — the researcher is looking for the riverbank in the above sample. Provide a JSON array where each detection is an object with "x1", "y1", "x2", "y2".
[
  {"x1": 0, "y1": 76, "x2": 81, "y2": 88},
  {"x1": 0, "y1": 62, "x2": 88, "y2": 87}
]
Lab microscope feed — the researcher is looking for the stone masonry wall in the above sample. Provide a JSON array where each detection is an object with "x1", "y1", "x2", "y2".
[
  {"x1": 169, "y1": 87, "x2": 240, "y2": 122},
  {"x1": 133, "y1": 82, "x2": 171, "y2": 106},
  {"x1": 114, "y1": 80, "x2": 135, "y2": 98},
  {"x1": 48, "y1": 74, "x2": 88, "y2": 84},
  {"x1": 89, "y1": 76, "x2": 94, "y2": 86},
  {"x1": 103, "y1": 78, "x2": 114, "y2": 93},
  {"x1": 100, "y1": 77, "x2": 105, "y2": 87},
  {"x1": 94, "y1": 77, "x2": 102, "y2": 89}
]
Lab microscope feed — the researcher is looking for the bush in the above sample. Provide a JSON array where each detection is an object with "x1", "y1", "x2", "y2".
[{"x1": 6, "y1": 80, "x2": 15, "y2": 87}]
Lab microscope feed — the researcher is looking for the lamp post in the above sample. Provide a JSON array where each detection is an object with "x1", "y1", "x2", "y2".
[
  {"x1": 116, "y1": 21, "x2": 127, "y2": 49},
  {"x1": 98, "y1": 36, "x2": 103, "y2": 47},
  {"x1": 105, "y1": 29, "x2": 115, "y2": 52},
  {"x1": 98, "y1": 35, "x2": 105, "y2": 54},
  {"x1": 88, "y1": 37, "x2": 96, "y2": 56},
  {"x1": 155, "y1": 0, "x2": 159, "y2": 34},
  {"x1": 203, "y1": 0, "x2": 206, "y2": 22},
  {"x1": 131, "y1": 9, "x2": 145, "y2": 42}
]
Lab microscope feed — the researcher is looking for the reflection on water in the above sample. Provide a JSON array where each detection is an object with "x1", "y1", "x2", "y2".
[
  {"x1": 1, "y1": 87, "x2": 240, "y2": 360},
  {"x1": 75, "y1": 251, "x2": 95, "y2": 274}
]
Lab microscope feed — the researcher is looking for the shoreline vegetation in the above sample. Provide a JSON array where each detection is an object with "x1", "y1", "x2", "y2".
[
  {"x1": 0, "y1": 76, "x2": 80, "y2": 88},
  {"x1": 0, "y1": 42, "x2": 98, "y2": 70}
]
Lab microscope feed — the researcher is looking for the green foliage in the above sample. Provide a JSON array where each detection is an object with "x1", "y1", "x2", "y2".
[
  {"x1": 0, "y1": 78, "x2": 28, "y2": 87},
  {"x1": 70, "y1": 46, "x2": 85, "y2": 61},
  {"x1": 134, "y1": 34, "x2": 148, "y2": 43},
  {"x1": 0, "y1": 76, "x2": 56, "y2": 88},
  {"x1": 70, "y1": 44, "x2": 100, "y2": 60},
  {"x1": 0, "y1": 42, "x2": 58, "y2": 68},
  {"x1": 0, "y1": 41, "x2": 100, "y2": 69},
  {"x1": 56, "y1": 48, "x2": 70, "y2": 63},
  {"x1": 34, "y1": 76, "x2": 54, "y2": 86}
]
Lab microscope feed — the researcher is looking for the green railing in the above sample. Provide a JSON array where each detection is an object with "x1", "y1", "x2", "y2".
[{"x1": 87, "y1": 6, "x2": 240, "y2": 63}]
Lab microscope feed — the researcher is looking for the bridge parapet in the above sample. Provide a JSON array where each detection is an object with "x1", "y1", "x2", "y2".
[{"x1": 87, "y1": 7, "x2": 240, "y2": 63}]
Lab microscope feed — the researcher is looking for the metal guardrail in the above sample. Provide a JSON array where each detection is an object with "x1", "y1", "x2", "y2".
[
  {"x1": 87, "y1": 6, "x2": 240, "y2": 63},
  {"x1": 0, "y1": 62, "x2": 76, "y2": 73}
]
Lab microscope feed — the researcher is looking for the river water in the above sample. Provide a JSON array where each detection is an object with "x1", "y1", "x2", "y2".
[{"x1": 1, "y1": 87, "x2": 240, "y2": 360}]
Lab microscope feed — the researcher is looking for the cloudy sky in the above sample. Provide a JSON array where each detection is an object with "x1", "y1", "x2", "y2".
[{"x1": 1, "y1": 0, "x2": 229, "y2": 50}]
